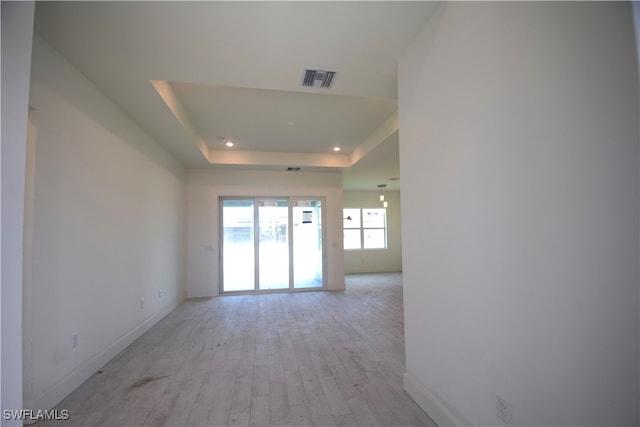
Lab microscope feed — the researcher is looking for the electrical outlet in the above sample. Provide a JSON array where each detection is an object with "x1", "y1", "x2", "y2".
[
  {"x1": 72, "y1": 333, "x2": 79, "y2": 349},
  {"x1": 140, "y1": 298, "x2": 145, "y2": 309},
  {"x1": 158, "y1": 290, "x2": 163, "y2": 298},
  {"x1": 496, "y1": 396, "x2": 511, "y2": 425}
]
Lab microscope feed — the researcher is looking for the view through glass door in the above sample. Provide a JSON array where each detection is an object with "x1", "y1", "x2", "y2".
[
  {"x1": 221, "y1": 199, "x2": 255, "y2": 292},
  {"x1": 258, "y1": 200, "x2": 289, "y2": 290},
  {"x1": 293, "y1": 200, "x2": 323, "y2": 289},
  {"x1": 221, "y1": 197, "x2": 324, "y2": 293}
]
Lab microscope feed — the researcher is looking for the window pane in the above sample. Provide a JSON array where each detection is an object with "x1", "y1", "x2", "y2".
[
  {"x1": 343, "y1": 209, "x2": 361, "y2": 228},
  {"x1": 362, "y1": 208, "x2": 385, "y2": 228},
  {"x1": 344, "y1": 229, "x2": 361, "y2": 250},
  {"x1": 363, "y1": 229, "x2": 386, "y2": 249}
]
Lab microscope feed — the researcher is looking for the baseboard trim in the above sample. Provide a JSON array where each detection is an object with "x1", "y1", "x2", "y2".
[
  {"x1": 403, "y1": 372, "x2": 470, "y2": 427},
  {"x1": 24, "y1": 298, "x2": 183, "y2": 417}
]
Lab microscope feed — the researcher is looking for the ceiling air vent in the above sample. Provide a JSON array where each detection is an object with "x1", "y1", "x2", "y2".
[{"x1": 302, "y1": 69, "x2": 337, "y2": 89}]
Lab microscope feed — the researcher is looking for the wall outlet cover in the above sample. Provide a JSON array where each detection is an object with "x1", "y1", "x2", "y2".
[{"x1": 497, "y1": 396, "x2": 511, "y2": 425}]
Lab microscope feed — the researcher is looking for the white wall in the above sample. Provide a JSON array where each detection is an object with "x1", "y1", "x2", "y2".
[
  {"x1": 25, "y1": 35, "x2": 187, "y2": 411},
  {"x1": 343, "y1": 190, "x2": 402, "y2": 274},
  {"x1": 399, "y1": 3, "x2": 639, "y2": 426},
  {"x1": 188, "y1": 168, "x2": 345, "y2": 297},
  {"x1": 1, "y1": 2, "x2": 35, "y2": 424},
  {"x1": 633, "y1": 4, "x2": 640, "y2": 423}
]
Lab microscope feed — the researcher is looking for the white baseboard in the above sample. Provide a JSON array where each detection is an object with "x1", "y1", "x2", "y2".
[
  {"x1": 23, "y1": 298, "x2": 183, "y2": 418},
  {"x1": 403, "y1": 372, "x2": 470, "y2": 427}
]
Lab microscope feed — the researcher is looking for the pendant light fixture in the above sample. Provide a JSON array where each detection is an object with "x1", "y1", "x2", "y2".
[{"x1": 378, "y1": 184, "x2": 388, "y2": 207}]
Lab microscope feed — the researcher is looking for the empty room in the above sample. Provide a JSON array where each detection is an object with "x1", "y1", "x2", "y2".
[{"x1": 2, "y1": 2, "x2": 639, "y2": 427}]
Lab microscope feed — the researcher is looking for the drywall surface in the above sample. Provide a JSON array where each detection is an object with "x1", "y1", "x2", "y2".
[
  {"x1": 187, "y1": 168, "x2": 345, "y2": 297},
  {"x1": 343, "y1": 190, "x2": 402, "y2": 274},
  {"x1": 1, "y1": 2, "x2": 35, "y2": 425},
  {"x1": 633, "y1": 4, "x2": 640, "y2": 424},
  {"x1": 25, "y1": 35, "x2": 187, "y2": 411},
  {"x1": 398, "y1": 3, "x2": 639, "y2": 426}
]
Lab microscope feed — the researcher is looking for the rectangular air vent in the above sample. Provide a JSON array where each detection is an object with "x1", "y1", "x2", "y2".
[{"x1": 302, "y1": 69, "x2": 336, "y2": 89}]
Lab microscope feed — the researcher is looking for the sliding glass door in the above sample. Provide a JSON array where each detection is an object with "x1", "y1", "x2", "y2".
[
  {"x1": 221, "y1": 197, "x2": 325, "y2": 293},
  {"x1": 221, "y1": 199, "x2": 255, "y2": 292},
  {"x1": 258, "y1": 199, "x2": 289, "y2": 290},
  {"x1": 293, "y1": 200, "x2": 323, "y2": 289}
]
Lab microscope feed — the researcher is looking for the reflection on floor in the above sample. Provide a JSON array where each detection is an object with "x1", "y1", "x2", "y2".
[{"x1": 39, "y1": 272, "x2": 436, "y2": 427}]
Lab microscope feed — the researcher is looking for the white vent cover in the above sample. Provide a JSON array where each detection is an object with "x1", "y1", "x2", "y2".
[{"x1": 302, "y1": 69, "x2": 337, "y2": 89}]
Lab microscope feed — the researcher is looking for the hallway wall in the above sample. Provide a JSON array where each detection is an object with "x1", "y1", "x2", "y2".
[
  {"x1": 25, "y1": 35, "x2": 187, "y2": 412},
  {"x1": 1, "y1": 2, "x2": 35, "y2": 423},
  {"x1": 399, "y1": 3, "x2": 639, "y2": 426}
]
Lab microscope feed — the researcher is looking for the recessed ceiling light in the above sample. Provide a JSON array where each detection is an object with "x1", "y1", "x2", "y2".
[
  {"x1": 332, "y1": 146, "x2": 341, "y2": 152},
  {"x1": 225, "y1": 141, "x2": 235, "y2": 148}
]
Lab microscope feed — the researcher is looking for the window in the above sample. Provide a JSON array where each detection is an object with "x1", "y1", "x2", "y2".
[{"x1": 343, "y1": 208, "x2": 387, "y2": 249}]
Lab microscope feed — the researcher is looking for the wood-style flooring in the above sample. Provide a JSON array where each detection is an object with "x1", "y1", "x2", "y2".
[{"x1": 39, "y1": 273, "x2": 436, "y2": 427}]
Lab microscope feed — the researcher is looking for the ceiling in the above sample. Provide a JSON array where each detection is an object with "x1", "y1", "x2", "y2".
[{"x1": 33, "y1": 1, "x2": 438, "y2": 191}]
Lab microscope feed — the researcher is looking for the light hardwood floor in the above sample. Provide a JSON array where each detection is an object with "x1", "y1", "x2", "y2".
[{"x1": 39, "y1": 273, "x2": 437, "y2": 427}]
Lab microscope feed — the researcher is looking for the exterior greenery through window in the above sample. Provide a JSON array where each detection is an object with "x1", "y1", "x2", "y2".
[{"x1": 343, "y1": 208, "x2": 387, "y2": 249}]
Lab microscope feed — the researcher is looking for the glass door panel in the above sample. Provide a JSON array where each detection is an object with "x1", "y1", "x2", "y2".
[
  {"x1": 258, "y1": 200, "x2": 289, "y2": 290},
  {"x1": 293, "y1": 200, "x2": 323, "y2": 289},
  {"x1": 222, "y1": 199, "x2": 255, "y2": 292}
]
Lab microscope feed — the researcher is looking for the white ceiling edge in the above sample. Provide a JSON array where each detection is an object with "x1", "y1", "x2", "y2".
[
  {"x1": 342, "y1": 131, "x2": 400, "y2": 191},
  {"x1": 208, "y1": 149, "x2": 351, "y2": 168},
  {"x1": 350, "y1": 111, "x2": 398, "y2": 166},
  {"x1": 151, "y1": 80, "x2": 209, "y2": 162}
]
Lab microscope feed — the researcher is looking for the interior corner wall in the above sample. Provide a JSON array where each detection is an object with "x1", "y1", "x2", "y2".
[
  {"x1": 1, "y1": 2, "x2": 35, "y2": 424},
  {"x1": 25, "y1": 35, "x2": 187, "y2": 412},
  {"x1": 187, "y1": 168, "x2": 345, "y2": 297},
  {"x1": 343, "y1": 190, "x2": 402, "y2": 274},
  {"x1": 398, "y1": 3, "x2": 639, "y2": 427}
]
